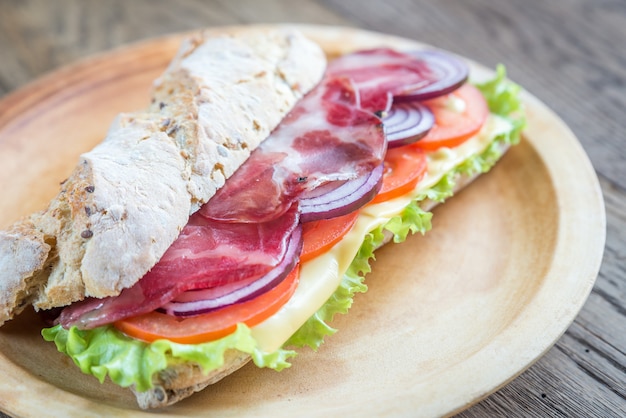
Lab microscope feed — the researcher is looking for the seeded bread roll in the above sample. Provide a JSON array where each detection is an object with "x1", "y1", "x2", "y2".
[{"x1": 0, "y1": 28, "x2": 326, "y2": 326}]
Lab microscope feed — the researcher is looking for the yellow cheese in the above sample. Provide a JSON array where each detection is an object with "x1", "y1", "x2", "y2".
[{"x1": 251, "y1": 114, "x2": 513, "y2": 352}]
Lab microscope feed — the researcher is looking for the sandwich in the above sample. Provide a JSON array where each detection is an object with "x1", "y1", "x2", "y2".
[{"x1": 0, "y1": 27, "x2": 524, "y2": 409}]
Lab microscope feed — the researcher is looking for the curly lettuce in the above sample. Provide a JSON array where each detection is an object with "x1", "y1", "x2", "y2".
[
  {"x1": 41, "y1": 66, "x2": 524, "y2": 392},
  {"x1": 42, "y1": 322, "x2": 296, "y2": 392}
]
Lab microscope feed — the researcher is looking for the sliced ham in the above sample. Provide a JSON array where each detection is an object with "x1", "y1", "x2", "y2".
[
  {"x1": 58, "y1": 205, "x2": 300, "y2": 329},
  {"x1": 199, "y1": 72, "x2": 387, "y2": 223},
  {"x1": 326, "y1": 48, "x2": 438, "y2": 110}
]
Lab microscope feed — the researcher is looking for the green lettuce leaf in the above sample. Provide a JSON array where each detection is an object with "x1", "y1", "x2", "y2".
[
  {"x1": 42, "y1": 323, "x2": 295, "y2": 392},
  {"x1": 41, "y1": 65, "x2": 525, "y2": 391}
]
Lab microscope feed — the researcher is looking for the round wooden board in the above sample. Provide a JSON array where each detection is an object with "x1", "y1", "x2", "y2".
[{"x1": 0, "y1": 25, "x2": 605, "y2": 418}]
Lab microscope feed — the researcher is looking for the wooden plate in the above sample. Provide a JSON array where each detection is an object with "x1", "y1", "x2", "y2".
[{"x1": 0, "y1": 25, "x2": 605, "y2": 418}]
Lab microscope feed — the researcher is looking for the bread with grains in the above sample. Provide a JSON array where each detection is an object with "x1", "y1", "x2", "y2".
[{"x1": 0, "y1": 28, "x2": 326, "y2": 325}]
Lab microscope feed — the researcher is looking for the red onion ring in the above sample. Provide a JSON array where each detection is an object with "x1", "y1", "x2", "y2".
[
  {"x1": 383, "y1": 102, "x2": 435, "y2": 148},
  {"x1": 299, "y1": 163, "x2": 384, "y2": 223},
  {"x1": 171, "y1": 274, "x2": 262, "y2": 303},
  {"x1": 394, "y1": 50, "x2": 469, "y2": 102},
  {"x1": 160, "y1": 225, "x2": 303, "y2": 317}
]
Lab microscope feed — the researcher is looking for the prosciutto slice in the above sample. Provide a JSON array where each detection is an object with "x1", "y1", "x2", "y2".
[
  {"x1": 200, "y1": 72, "x2": 386, "y2": 223},
  {"x1": 326, "y1": 48, "x2": 438, "y2": 111},
  {"x1": 59, "y1": 205, "x2": 300, "y2": 329}
]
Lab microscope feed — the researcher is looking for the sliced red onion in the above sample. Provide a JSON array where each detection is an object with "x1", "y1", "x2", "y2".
[
  {"x1": 299, "y1": 163, "x2": 384, "y2": 223},
  {"x1": 171, "y1": 273, "x2": 262, "y2": 303},
  {"x1": 160, "y1": 225, "x2": 303, "y2": 317},
  {"x1": 394, "y1": 50, "x2": 469, "y2": 102},
  {"x1": 383, "y1": 102, "x2": 435, "y2": 148}
]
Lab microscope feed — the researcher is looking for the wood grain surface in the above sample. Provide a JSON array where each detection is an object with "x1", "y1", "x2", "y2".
[{"x1": 0, "y1": 0, "x2": 623, "y2": 417}]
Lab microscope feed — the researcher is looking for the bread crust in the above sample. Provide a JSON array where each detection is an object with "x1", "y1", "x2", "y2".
[
  {"x1": 0, "y1": 218, "x2": 50, "y2": 323},
  {"x1": 0, "y1": 28, "x2": 326, "y2": 323},
  {"x1": 132, "y1": 350, "x2": 252, "y2": 409}
]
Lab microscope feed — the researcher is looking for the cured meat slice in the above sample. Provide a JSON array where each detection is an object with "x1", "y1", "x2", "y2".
[
  {"x1": 200, "y1": 73, "x2": 387, "y2": 223},
  {"x1": 58, "y1": 205, "x2": 300, "y2": 329},
  {"x1": 327, "y1": 48, "x2": 438, "y2": 110}
]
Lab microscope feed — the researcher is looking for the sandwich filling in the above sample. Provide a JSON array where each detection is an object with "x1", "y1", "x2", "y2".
[{"x1": 42, "y1": 55, "x2": 524, "y2": 392}]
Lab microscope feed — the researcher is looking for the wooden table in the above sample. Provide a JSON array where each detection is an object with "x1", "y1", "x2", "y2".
[{"x1": 0, "y1": 1, "x2": 624, "y2": 416}]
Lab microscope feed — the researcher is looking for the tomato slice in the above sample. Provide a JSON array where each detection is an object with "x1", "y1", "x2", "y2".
[
  {"x1": 414, "y1": 83, "x2": 489, "y2": 151},
  {"x1": 113, "y1": 266, "x2": 300, "y2": 344},
  {"x1": 300, "y1": 211, "x2": 360, "y2": 262},
  {"x1": 371, "y1": 144, "x2": 427, "y2": 204}
]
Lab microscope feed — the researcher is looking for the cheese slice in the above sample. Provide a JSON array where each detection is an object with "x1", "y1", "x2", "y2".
[{"x1": 251, "y1": 114, "x2": 514, "y2": 352}]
